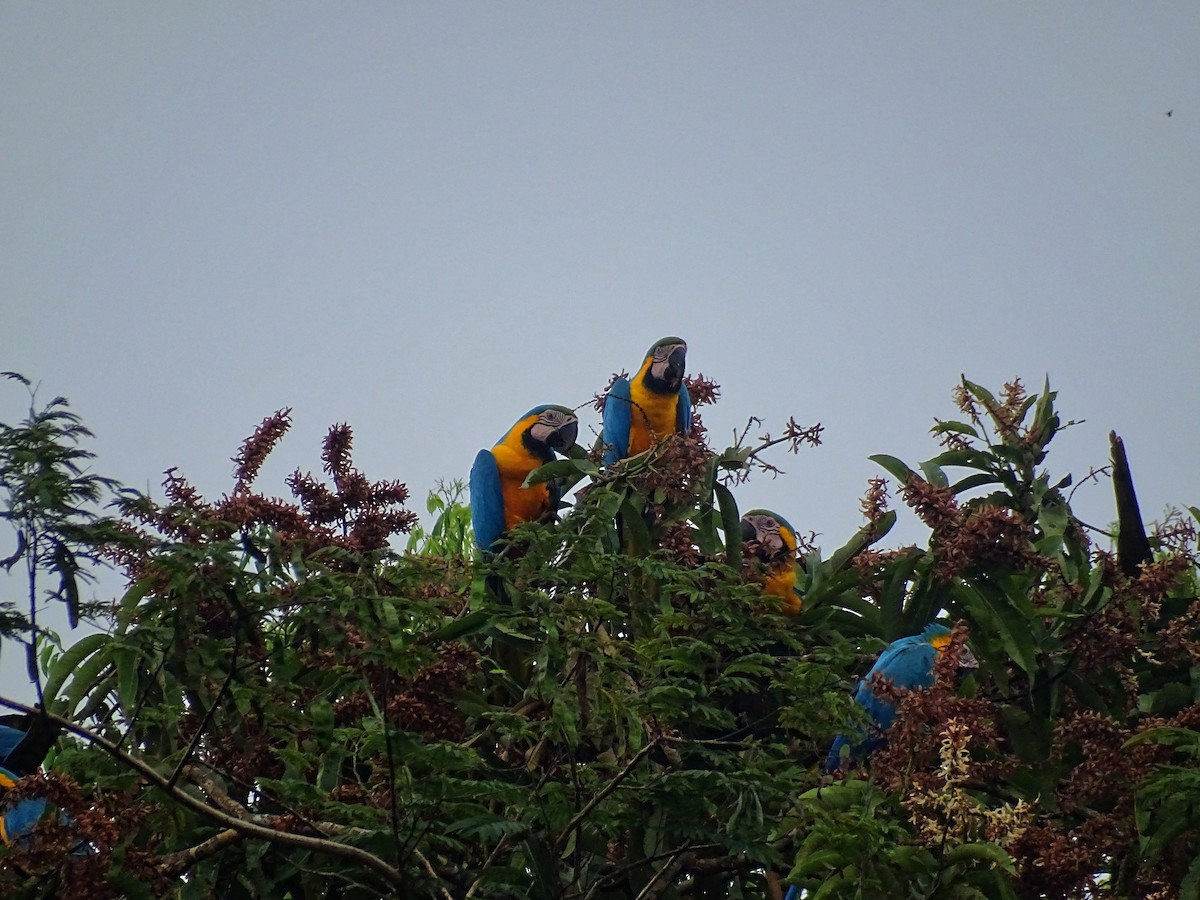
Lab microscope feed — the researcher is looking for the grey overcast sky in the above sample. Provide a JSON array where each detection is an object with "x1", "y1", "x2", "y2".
[{"x1": 2, "y1": 5, "x2": 1198, "y2": 692}]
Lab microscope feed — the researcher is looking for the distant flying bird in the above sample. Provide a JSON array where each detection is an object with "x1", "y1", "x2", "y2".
[
  {"x1": 602, "y1": 337, "x2": 691, "y2": 464},
  {"x1": 1166, "y1": 110, "x2": 1173, "y2": 117}
]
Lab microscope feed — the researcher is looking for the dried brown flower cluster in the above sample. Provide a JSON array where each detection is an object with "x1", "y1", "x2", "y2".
[
  {"x1": 901, "y1": 475, "x2": 960, "y2": 531},
  {"x1": 0, "y1": 774, "x2": 167, "y2": 899},
  {"x1": 951, "y1": 378, "x2": 1028, "y2": 444},
  {"x1": 860, "y1": 477, "x2": 890, "y2": 527},
  {"x1": 933, "y1": 505, "x2": 1042, "y2": 581},
  {"x1": 684, "y1": 373, "x2": 720, "y2": 408},
  {"x1": 353, "y1": 643, "x2": 477, "y2": 744},
  {"x1": 119, "y1": 412, "x2": 418, "y2": 576},
  {"x1": 898, "y1": 474, "x2": 1043, "y2": 580}
]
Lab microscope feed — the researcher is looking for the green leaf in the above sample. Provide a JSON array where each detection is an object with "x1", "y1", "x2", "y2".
[
  {"x1": 919, "y1": 459, "x2": 949, "y2": 489},
  {"x1": 715, "y1": 483, "x2": 742, "y2": 569},
  {"x1": 930, "y1": 420, "x2": 981, "y2": 439},
  {"x1": 430, "y1": 609, "x2": 492, "y2": 642},
  {"x1": 953, "y1": 581, "x2": 1038, "y2": 678},
  {"x1": 929, "y1": 449, "x2": 994, "y2": 469},
  {"x1": 43, "y1": 632, "x2": 109, "y2": 706},
  {"x1": 523, "y1": 457, "x2": 594, "y2": 487},
  {"x1": 961, "y1": 378, "x2": 998, "y2": 407},
  {"x1": 619, "y1": 495, "x2": 652, "y2": 557},
  {"x1": 869, "y1": 454, "x2": 915, "y2": 483},
  {"x1": 950, "y1": 473, "x2": 1000, "y2": 495}
]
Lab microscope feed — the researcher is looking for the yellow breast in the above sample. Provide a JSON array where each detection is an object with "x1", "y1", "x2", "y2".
[
  {"x1": 491, "y1": 441, "x2": 551, "y2": 530},
  {"x1": 762, "y1": 564, "x2": 802, "y2": 615},
  {"x1": 628, "y1": 378, "x2": 680, "y2": 456}
]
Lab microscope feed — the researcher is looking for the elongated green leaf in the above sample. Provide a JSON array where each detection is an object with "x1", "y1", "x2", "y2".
[
  {"x1": 930, "y1": 420, "x2": 981, "y2": 439},
  {"x1": 919, "y1": 459, "x2": 949, "y2": 488},
  {"x1": 430, "y1": 609, "x2": 492, "y2": 642},
  {"x1": 950, "y1": 473, "x2": 1000, "y2": 495},
  {"x1": 619, "y1": 495, "x2": 652, "y2": 556},
  {"x1": 715, "y1": 483, "x2": 742, "y2": 569},
  {"x1": 869, "y1": 454, "x2": 916, "y2": 483},
  {"x1": 823, "y1": 512, "x2": 896, "y2": 581},
  {"x1": 523, "y1": 457, "x2": 595, "y2": 487},
  {"x1": 43, "y1": 632, "x2": 110, "y2": 704},
  {"x1": 955, "y1": 582, "x2": 1038, "y2": 677},
  {"x1": 961, "y1": 378, "x2": 998, "y2": 407},
  {"x1": 115, "y1": 578, "x2": 153, "y2": 636}
]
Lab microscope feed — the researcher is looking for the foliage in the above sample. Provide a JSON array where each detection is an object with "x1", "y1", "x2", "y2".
[
  {"x1": 0, "y1": 373, "x2": 128, "y2": 700},
  {"x1": 0, "y1": 372, "x2": 1198, "y2": 899}
]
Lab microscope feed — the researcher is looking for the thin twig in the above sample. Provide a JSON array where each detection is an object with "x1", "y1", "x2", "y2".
[
  {"x1": 633, "y1": 847, "x2": 692, "y2": 900},
  {"x1": 552, "y1": 738, "x2": 659, "y2": 856},
  {"x1": 412, "y1": 847, "x2": 455, "y2": 900},
  {"x1": 167, "y1": 629, "x2": 241, "y2": 790}
]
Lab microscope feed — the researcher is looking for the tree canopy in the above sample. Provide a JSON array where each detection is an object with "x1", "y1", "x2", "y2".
[{"x1": 1, "y1": 368, "x2": 1199, "y2": 899}]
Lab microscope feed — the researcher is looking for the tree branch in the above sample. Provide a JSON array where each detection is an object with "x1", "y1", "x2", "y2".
[
  {"x1": 158, "y1": 827, "x2": 243, "y2": 876},
  {"x1": 0, "y1": 695, "x2": 405, "y2": 890},
  {"x1": 552, "y1": 738, "x2": 659, "y2": 856}
]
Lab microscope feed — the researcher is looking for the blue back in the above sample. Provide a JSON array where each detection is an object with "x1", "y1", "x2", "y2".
[
  {"x1": 853, "y1": 634, "x2": 940, "y2": 731},
  {"x1": 825, "y1": 624, "x2": 948, "y2": 771}
]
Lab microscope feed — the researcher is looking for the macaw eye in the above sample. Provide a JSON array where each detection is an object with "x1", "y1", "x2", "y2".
[
  {"x1": 653, "y1": 341, "x2": 685, "y2": 361},
  {"x1": 745, "y1": 515, "x2": 779, "y2": 537}
]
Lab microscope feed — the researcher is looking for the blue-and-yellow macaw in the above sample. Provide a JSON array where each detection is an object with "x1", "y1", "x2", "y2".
[
  {"x1": 0, "y1": 716, "x2": 58, "y2": 846},
  {"x1": 740, "y1": 509, "x2": 803, "y2": 615},
  {"x1": 825, "y1": 623, "x2": 978, "y2": 772},
  {"x1": 602, "y1": 337, "x2": 691, "y2": 464},
  {"x1": 471, "y1": 405, "x2": 579, "y2": 551}
]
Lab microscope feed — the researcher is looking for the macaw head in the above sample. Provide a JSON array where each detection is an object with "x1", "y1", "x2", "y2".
[
  {"x1": 521, "y1": 405, "x2": 579, "y2": 457},
  {"x1": 923, "y1": 623, "x2": 980, "y2": 673},
  {"x1": 641, "y1": 337, "x2": 688, "y2": 394},
  {"x1": 740, "y1": 509, "x2": 798, "y2": 565}
]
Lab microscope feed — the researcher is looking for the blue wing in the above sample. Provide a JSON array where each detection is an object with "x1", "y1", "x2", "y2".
[
  {"x1": 855, "y1": 637, "x2": 937, "y2": 731},
  {"x1": 470, "y1": 449, "x2": 505, "y2": 551},
  {"x1": 826, "y1": 635, "x2": 940, "y2": 771},
  {"x1": 602, "y1": 377, "x2": 632, "y2": 464},
  {"x1": 0, "y1": 785, "x2": 47, "y2": 846},
  {"x1": 677, "y1": 383, "x2": 692, "y2": 434}
]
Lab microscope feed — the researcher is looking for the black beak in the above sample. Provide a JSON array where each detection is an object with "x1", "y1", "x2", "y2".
[
  {"x1": 741, "y1": 519, "x2": 758, "y2": 544},
  {"x1": 551, "y1": 419, "x2": 579, "y2": 453},
  {"x1": 666, "y1": 346, "x2": 687, "y2": 386}
]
